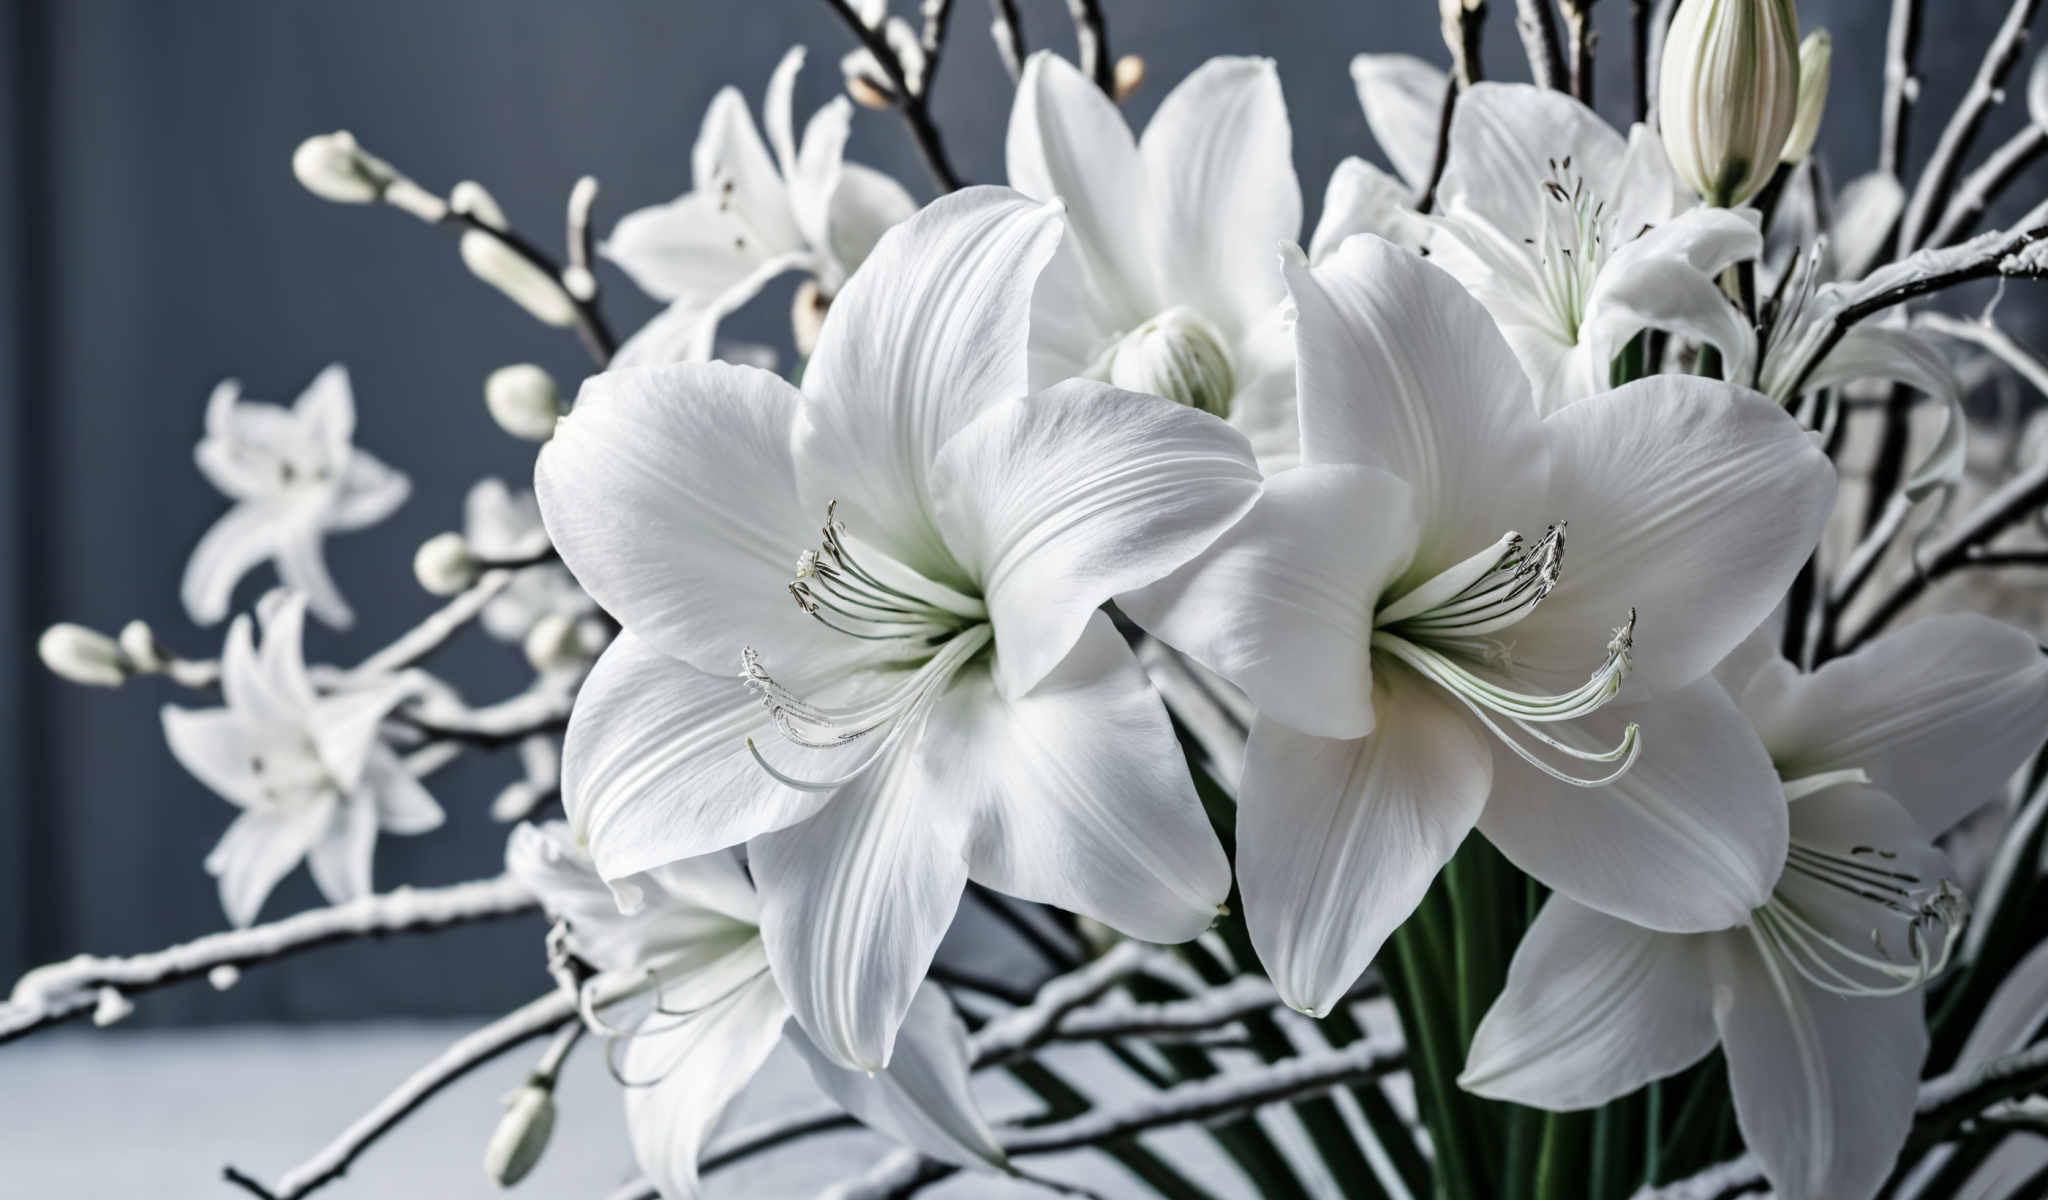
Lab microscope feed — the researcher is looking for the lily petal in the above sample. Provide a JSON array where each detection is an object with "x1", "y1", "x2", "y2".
[
  {"x1": 930, "y1": 378, "x2": 1260, "y2": 696},
  {"x1": 796, "y1": 188, "x2": 1064, "y2": 584},
  {"x1": 1741, "y1": 614, "x2": 2048, "y2": 836},
  {"x1": 920, "y1": 611, "x2": 1230, "y2": 943},
  {"x1": 825, "y1": 163, "x2": 917, "y2": 290},
  {"x1": 1240, "y1": 666, "x2": 1491, "y2": 1016},
  {"x1": 1478, "y1": 679, "x2": 1788, "y2": 932},
  {"x1": 1460, "y1": 896, "x2": 1718, "y2": 1109},
  {"x1": 206, "y1": 805, "x2": 329, "y2": 928},
  {"x1": 1349, "y1": 54, "x2": 1446, "y2": 192},
  {"x1": 1436, "y1": 82, "x2": 1631, "y2": 237},
  {"x1": 275, "y1": 529, "x2": 354, "y2": 630},
  {"x1": 1509, "y1": 376, "x2": 1835, "y2": 698},
  {"x1": 181, "y1": 503, "x2": 282, "y2": 627},
  {"x1": 361, "y1": 744, "x2": 445, "y2": 836},
  {"x1": 294, "y1": 364, "x2": 356, "y2": 455},
  {"x1": 1308, "y1": 158, "x2": 1428, "y2": 262},
  {"x1": 691, "y1": 84, "x2": 801, "y2": 252},
  {"x1": 305, "y1": 792, "x2": 377, "y2": 905},
  {"x1": 792, "y1": 980, "x2": 1007, "y2": 1171},
  {"x1": 1122, "y1": 464, "x2": 1415, "y2": 741},
  {"x1": 161, "y1": 706, "x2": 267, "y2": 809},
  {"x1": 326, "y1": 450, "x2": 411, "y2": 532}
]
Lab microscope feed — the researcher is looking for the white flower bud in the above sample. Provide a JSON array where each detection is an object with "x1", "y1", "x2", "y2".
[
  {"x1": 1779, "y1": 30, "x2": 1831, "y2": 165},
  {"x1": 484, "y1": 1083, "x2": 555, "y2": 1187},
  {"x1": 1658, "y1": 0, "x2": 1802, "y2": 206},
  {"x1": 291, "y1": 131, "x2": 391, "y2": 204},
  {"x1": 414, "y1": 533, "x2": 479, "y2": 596},
  {"x1": 450, "y1": 180, "x2": 508, "y2": 231},
  {"x1": 460, "y1": 233, "x2": 578, "y2": 327},
  {"x1": 118, "y1": 619, "x2": 169, "y2": 673},
  {"x1": 485, "y1": 365, "x2": 562, "y2": 441},
  {"x1": 1102, "y1": 307, "x2": 1236, "y2": 419},
  {"x1": 39, "y1": 623, "x2": 127, "y2": 688},
  {"x1": 1112, "y1": 55, "x2": 1146, "y2": 102},
  {"x1": 792, "y1": 279, "x2": 831, "y2": 359},
  {"x1": 92, "y1": 987, "x2": 133, "y2": 1027},
  {"x1": 523, "y1": 612, "x2": 591, "y2": 674}
]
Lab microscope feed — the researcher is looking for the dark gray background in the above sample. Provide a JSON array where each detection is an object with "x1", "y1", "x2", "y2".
[{"x1": 1, "y1": 0, "x2": 2036, "y2": 1024}]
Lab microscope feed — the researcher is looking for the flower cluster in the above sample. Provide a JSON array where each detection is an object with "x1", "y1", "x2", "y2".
[{"x1": 17, "y1": 3, "x2": 2048, "y2": 1199}]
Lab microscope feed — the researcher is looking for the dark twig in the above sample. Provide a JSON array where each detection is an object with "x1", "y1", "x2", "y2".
[
  {"x1": 821, "y1": 0, "x2": 965, "y2": 191},
  {"x1": 1564, "y1": 0, "x2": 1598, "y2": 104},
  {"x1": 1898, "y1": 0, "x2": 2042, "y2": 251},
  {"x1": 1419, "y1": 76, "x2": 1461, "y2": 214},
  {"x1": 222, "y1": 1167, "x2": 279, "y2": 1199},
  {"x1": 1515, "y1": 0, "x2": 1569, "y2": 92},
  {"x1": 442, "y1": 211, "x2": 616, "y2": 367},
  {"x1": 1631, "y1": 0, "x2": 1650, "y2": 123},
  {"x1": 1441, "y1": 0, "x2": 1488, "y2": 87},
  {"x1": 1067, "y1": 0, "x2": 1113, "y2": 94}
]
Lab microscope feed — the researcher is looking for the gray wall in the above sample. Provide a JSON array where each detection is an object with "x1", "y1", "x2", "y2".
[{"x1": 1, "y1": 0, "x2": 2037, "y2": 1024}]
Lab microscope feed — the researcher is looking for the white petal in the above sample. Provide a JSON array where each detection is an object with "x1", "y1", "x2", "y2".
[
  {"x1": 1776, "y1": 784, "x2": 1958, "y2": 973},
  {"x1": 763, "y1": 45, "x2": 806, "y2": 177},
  {"x1": 1830, "y1": 171, "x2": 1907, "y2": 282},
  {"x1": 1478, "y1": 680, "x2": 1788, "y2": 932},
  {"x1": 793, "y1": 980, "x2": 1007, "y2": 1170},
  {"x1": 506, "y1": 823, "x2": 756, "y2": 974},
  {"x1": 206, "y1": 805, "x2": 329, "y2": 928},
  {"x1": 275, "y1": 530, "x2": 354, "y2": 630},
  {"x1": 1284, "y1": 234, "x2": 1551, "y2": 588},
  {"x1": 1140, "y1": 57, "x2": 1300, "y2": 342},
  {"x1": 305, "y1": 792, "x2": 377, "y2": 905},
  {"x1": 1509, "y1": 376, "x2": 1835, "y2": 698},
  {"x1": 1007, "y1": 51, "x2": 1155, "y2": 353},
  {"x1": 325, "y1": 450, "x2": 411, "y2": 531},
  {"x1": 1957, "y1": 938, "x2": 2048, "y2": 1068},
  {"x1": 1745, "y1": 614, "x2": 2048, "y2": 836},
  {"x1": 1122, "y1": 464, "x2": 1414, "y2": 740},
  {"x1": 603, "y1": 191, "x2": 772, "y2": 304},
  {"x1": 1804, "y1": 324, "x2": 1961, "y2": 499},
  {"x1": 1460, "y1": 897, "x2": 1718, "y2": 1109},
  {"x1": 161, "y1": 706, "x2": 268, "y2": 809},
  {"x1": 919, "y1": 611, "x2": 1230, "y2": 943},
  {"x1": 1240, "y1": 667, "x2": 1491, "y2": 1016},
  {"x1": 1436, "y1": 83, "x2": 1632, "y2": 237},
  {"x1": 750, "y1": 733, "x2": 971, "y2": 1071},
  {"x1": 788, "y1": 97, "x2": 850, "y2": 262},
  {"x1": 561, "y1": 630, "x2": 857, "y2": 882},
  {"x1": 825, "y1": 163, "x2": 917, "y2": 286},
  {"x1": 691, "y1": 85, "x2": 801, "y2": 251},
  {"x1": 253, "y1": 591, "x2": 318, "y2": 712},
  {"x1": 1308, "y1": 158, "x2": 1428, "y2": 263},
  {"x1": 218, "y1": 609, "x2": 308, "y2": 731},
  {"x1": 181, "y1": 503, "x2": 282, "y2": 626},
  {"x1": 929, "y1": 378, "x2": 1260, "y2": 695},
  {"x1": 1226, "y1": 305, "x2": 1304, "y2": 473},
  {"x1": 361, "y1": 744, "x2": 445, "y2": 836},
  {"x1": 1710, "y1": 928, "x2": 1927, "y2": 1200},
  {"x1": 796, "y1": 189, "x2": 1064, "y2": 583},
  {"x1": 536, "y1": 361, "x2": 837, "y2": 674},
  {"x1": 293, "y1": 364, "x2": 356, "y2": 454},
  {"x1": 623, "y1": 967, "x2": 790, "y2": 1200},
  {"x1": 309, "y1": 676, "x2": 415, "y2": 790},
  {"x1": 1349, "y1": 54, "x2": 1446, "y2": 191},
  {"x1": 609, "y1": 252, "x2": 809, "y2": 370}
]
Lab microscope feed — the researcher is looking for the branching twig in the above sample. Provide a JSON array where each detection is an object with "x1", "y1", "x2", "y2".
[
  {"x1": 821, "y1": 0, "x2": 965, "y2": 191},
  {"x1": 0, "y1": 876, "x2": 534, "y2": 1044},
  {"x1": 1924, "y1": 125, "x2": 2048, "y2": 249},
  {"x1": 1899, "y1": 0, "x2": 2042, "y2": 251},
  {"x1": 345, "y1": 571, "x2": 514, "y2": 681},
  {"x1": 443, "y1": 211, "x2": 617, "y2": 367},
  {"x1": 1514, "y1": 0, "x2": 1568, "y2": 92}
]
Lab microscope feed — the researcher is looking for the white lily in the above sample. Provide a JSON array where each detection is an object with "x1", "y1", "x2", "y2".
[
  {"x1": 603, "y1": 46, "x2": 915, "y2": 367},
  {"x1": 161, "y1": 592, "x2": 442, "y2": 927},
  {"x1": 505, "y1": 822, "x2": 1003, "y2": 1199},
  {"x1": 182, "y1": 364, "x2": 410, "y2": 629},
  {"x1": 1462, "y1": 614, "x2": 2048, "y2": 1200},
  {"x1": 536, "y1": 189, "x2": 1256, "y2": 1071},
  {"x1": 1425, "y1": 82, "x2": 1762, "y2": 413},
  {"x1": 462, "y1": 478, "x2": 594, "y2": 644},
  {"x1": 1006, "y1": 51, "x2": 1303, "y2": 469},
  {"x1": 1307, "y1": 54, "x2": 1445, "y2": 262},
  {"x1": 1124, "y1": 234, "x2": 1835, "y2": 1016}
]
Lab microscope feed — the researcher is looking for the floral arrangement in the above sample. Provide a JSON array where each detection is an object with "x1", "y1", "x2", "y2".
[{"x1": 13, "y1": 1, "x2": 2048, "y2": 1197}]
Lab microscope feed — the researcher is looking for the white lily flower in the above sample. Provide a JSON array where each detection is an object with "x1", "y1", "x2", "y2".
[
  {"x1": 161, "y1": 592, "x2": 443, "y2": 927},
  {"x1": 1425, "y1": 82, "x2": 1763, "y2": 413},
  {"x1": 462, "y1": 478, "x2": 594, "y2": 644},
  {"x1": 506, "y1": 822, "x2": 1004, "y2": 1199},
  {"x1": 1005, "y1": 52, "x2": 1304, "y2": 469},
  {"x1": 1124, "y1": 235, "x2": 1835, "y2": 1016},
  {"x1": 536, "y1": 189, "x2": 1256, "y2": 1070},
  {"x1": 182, "y1": 365, "x2": 411, "y2": 630},
  {"x1": 603, "y1": 46, "x2": 916, "y2": 367},
  {"x1": 1306, "y1": 55, "x2": 1444, "y2": 263},
  {"x1": 1462, "y1": 614, "x2": 2048, "y2": 1200}
]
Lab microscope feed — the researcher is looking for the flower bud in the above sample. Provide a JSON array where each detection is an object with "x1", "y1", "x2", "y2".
[
  {"x1": 415, "y1": 533, "x2": 479, "y2": 596},
  {"x1": 485, "y1": 365, "x2": 562, "y2": 441},
  {"x1": 118, "y1": 619, "x2": 169, "y2": 674},
  {"x1": 523, "y1": 612, "x2": 591, "y2": 674},
  {"x1": 39, "y1": 623, "x2": 127, "y2": 688},
  {"x1": 1112, "y1": 55, "x2": 1146, "y2": 102},
  {"x1": 484, "y1": 1083, "x2": 556, "y2": 1187},
  {"x1": 292, "y1": 131, "x2": 392, "y2": 204},
  {"x1": 450, "y1": 180, "x2": 508, "y2": 231},
  {"x1": 452, "y1": 182, "x2": 577, "y2": 327},
  {"x1": 1779, "y1": 30, "x2": 1831, "y2": 164},
  {"x1": 1102, "y1": 308, "x2": 1236, "y2": 419},
  {"x1": 792, "y1": 279, "x2": 831, "y2": 359},
  {"x1": 1657, "y1": 0, "x2": 1802, "y2": 206}
]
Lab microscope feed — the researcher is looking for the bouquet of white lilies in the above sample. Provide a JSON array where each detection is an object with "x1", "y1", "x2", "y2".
[{"x1": 19, "y1": 0, "x2": 2048, "y2": 1197}]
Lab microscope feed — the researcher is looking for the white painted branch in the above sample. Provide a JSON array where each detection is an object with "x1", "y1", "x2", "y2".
[
  {"x1": 1880, "y1": 0, "x2": 1924, "y2": 177},
  {"x1": 968, "y1": 941, "x2": 1155, "y2": 1067},
  {"x1": 1899, "y1": 0, "x2": 2041, "y2": 251},
  {"x1": 0, "y1": 876, "x2": 534, "y2": 1043},
  {"x1": 1924, "y1": 124, "x2": 2048, "y2": 249},
  {"x1": 346, "y1": 570, "x2": 515, "y2": 680}
]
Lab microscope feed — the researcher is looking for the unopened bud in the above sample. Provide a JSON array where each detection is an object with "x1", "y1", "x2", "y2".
[
  {"x1": 484, "y1": 1083, "x2": 556, "y2": 1187},
  {"x1": 117, "y1": 620, "x2": 168, "y2": 673},
  {"x1": 415, "y1": 533, "x2": 479, "y2": 596},
  {"x1": 292, "y1": 131, "x2": 392, "y2": 204},
  {"x1": 1102, "y1": 307, "x2": 1236, "y2": 419},
  {"x1": 1112, "y1": 55, "x2": 1146, "y2": 102},
  {"x1": 460, "y1": 233, "x2": 578, "y2": 327},
  {"x1": 523, "y1": 613, "x2": 591, "y2": 674},
  {"x1": 451, "y1": 181, "x2": 508, "y2": 231},
  {"x1": 485, "y1": 365, "x2": 562, "y2": 441},
  {"x1": 1658, "y1": 0, "x2": 1801, "y2": 206},
  {"x1": 39, "y1": 623, "x2": 127, "y2": 688},
  {"x1": 792, "y1": 280, "x2": 831, "y2": 359},
  {"x1": 846, "y1": 70, "x2": 895, "y2": 109},
  {"x1": 1779, "y1": 30, "x2": 1831, "y2": 164}
]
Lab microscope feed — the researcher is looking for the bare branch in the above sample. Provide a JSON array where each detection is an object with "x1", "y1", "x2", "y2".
[
  {"x1": 1514, "y1": 0, "x2": 1568, "y2": 92},
  {"x1": 1066, "y1": 0, "x2": 1112, "y2": 93},
  {"x1": 1924, "y1": 125, "x2": 2048, "y2": 249},
  {"x1": 1880, "y1": 0, "x2": 1925, "y2": 178},
  {"x1": 1898, "y1": 0, "x2": 2041, "y2": 251},
  {"x1": 821, "y1": 0, "x2": 965, "y2": 191},
  {"x1": 345, "y1": 571, "x2": 515, "y2": 681}
]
